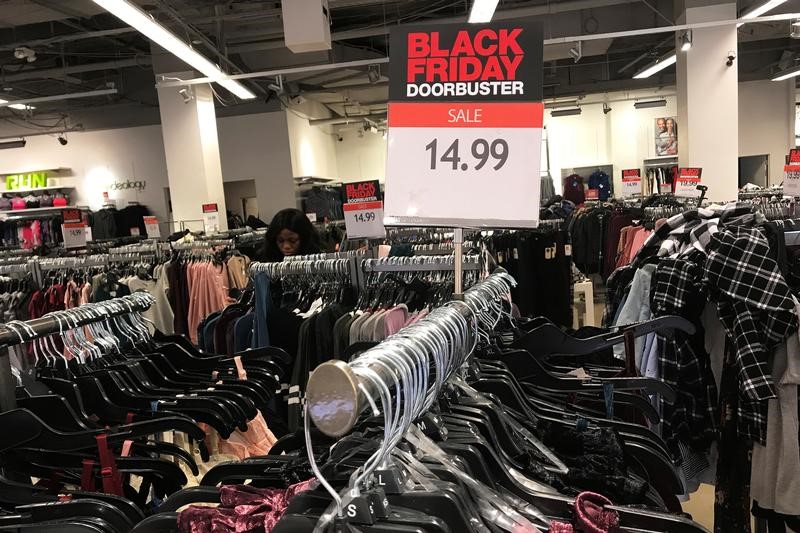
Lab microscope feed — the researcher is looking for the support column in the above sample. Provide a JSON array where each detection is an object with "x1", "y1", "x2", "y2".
[
  {"x1": 676, "y1": 0, "x2": 738, "y2": 201},
  {"x1": 156, "y1": 72, "x2": 228, "y2": 232}
]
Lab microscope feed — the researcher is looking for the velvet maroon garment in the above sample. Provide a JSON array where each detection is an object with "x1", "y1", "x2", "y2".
[
  {"x1": 178, "y1": 478, "x2": 316, "y2": 533},
  {"x1": 548, "y1": 492, "x2": 620, "y2": 533}
]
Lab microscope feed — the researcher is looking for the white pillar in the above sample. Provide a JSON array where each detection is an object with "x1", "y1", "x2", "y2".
[
  {"x1": 157, "y1": 73, "x2": 228, "y2": 231},
  {"x1": 676, "y1": 1, "x2": 738, "y2": 201}
]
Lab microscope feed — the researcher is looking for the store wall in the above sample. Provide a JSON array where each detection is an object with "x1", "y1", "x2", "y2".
[
  {"x1": 223, "y1": 179, "x2": 257, "y2": 220},
  {"x1": 286, "y1": 100, "x2": 339, "y2": 179},
  {"x1": 335, "y1": 129, "x2": 387, "y2": 183},
  {"x1": 0, "y1": 110, "x2": 297, "y2": 228},
  {"x1": 544, "y1": 95, "x2": 678, "y2": 194},
  {"x1": 217, "y1": 111, "x2": 295, "y2": 222},
  {"x1": 0, "y1": 125, "x2": 171, "y2": 222},
  {"x1": 738, "y1": 80, "x2": 795, "y2": 186}
]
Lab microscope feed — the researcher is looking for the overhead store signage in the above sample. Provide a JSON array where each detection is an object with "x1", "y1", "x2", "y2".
[
  {"x1": 384, "y1": 20, "x2": 544, "y2": 228},
  {"x1": 5, "y1": 171, "x2": 47, "y2": 190},
  {"x1": 675, "y1": 168, "x2": 702, "y2": 198},
  {"x1": 621, "y1": 169, "x2": 642, "y2": 197},
  {"x1": 202, "y1": 203, "x2": 220, "y2": 233},
  {"x1": 343, "y1": 180, "x2": 386, "y2": 239},
  {"x1": 784, "y1": 150, "x2": 800, "y2": 197}
]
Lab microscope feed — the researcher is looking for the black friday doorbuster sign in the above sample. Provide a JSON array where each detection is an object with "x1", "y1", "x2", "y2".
[{"x1": 384, "y1": 21, "x2": 544, "y2": 228}]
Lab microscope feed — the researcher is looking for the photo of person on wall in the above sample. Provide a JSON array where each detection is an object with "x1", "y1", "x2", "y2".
[{"x1": 655, "y1": 116, "x2": 678, "y2": 156}]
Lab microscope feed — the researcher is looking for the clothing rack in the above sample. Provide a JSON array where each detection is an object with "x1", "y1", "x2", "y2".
[
  {"x1": 305, "y1": 268, "x2": 514, "y2": 437},
  {"x1": 0, "y1": 292, "x2": 154, "y2": 412}
]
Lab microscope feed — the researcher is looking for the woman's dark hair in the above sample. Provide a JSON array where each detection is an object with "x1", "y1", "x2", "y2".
[{"x1": 260, "y1": 208, "x2": 321, "y2": 261}]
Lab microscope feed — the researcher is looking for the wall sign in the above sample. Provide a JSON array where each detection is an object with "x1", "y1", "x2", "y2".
[
  {"x1": 675, "y1": 168, "x2": 702, "y2": 197},
  {"x1": 202, "y1": 203, "x2": 220, "y2": 233},
  {"x1": 784, "y1": 150, "x2": 800, "y2": 197},
  {"x1": 343, "y1": 180, "x2": 386, "y2": 239},
  {"x1": 5, "y1": 171, "x2": 47, "y2": 190},
  {"x1": 62, "y1": 209, "x2": 82, "y2": 224},
  {"x1": 621, "y1": 169, "x2": 642, "y2": 197},
  {"x1": 384, "y1": 20, "x2": 544, "y2": 228},
  {"x1": 585, "y1": 189, "x2": 599, "y2": 201},
  {"x1": 109, "y1": 179, "x2": 146, "y2": 191}
]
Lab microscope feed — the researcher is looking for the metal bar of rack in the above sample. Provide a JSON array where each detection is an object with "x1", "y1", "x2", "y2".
[
  {"x1": 0, "y1": 293, "x2": 154, "y2": 412},
  {"x1": 361, "y1": 255, "x2": 481, "y2": 273},
  {"x1": 305, "y1": 268, "x2": 513, "y2": 437}
]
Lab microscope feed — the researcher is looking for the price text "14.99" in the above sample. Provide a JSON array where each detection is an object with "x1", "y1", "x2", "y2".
[{"x1": 425, "y1": 138, "x2": 509, "y2": 171}]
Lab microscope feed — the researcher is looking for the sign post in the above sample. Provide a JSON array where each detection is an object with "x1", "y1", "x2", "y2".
[
  {"x1": 384, "y1": 21, "x2": 543, "y2": 293},
  {"x1": 784, "y1": 149, "x2": 800, "y2": 197},
  {"x1": 621, "y1": 169, "x2": 642, "y2": 198},
  {"x1": 675, "y1": 168, "x2": 702, "y2": 198},
  {"x1": 343, "y1": 180, "x2": 386, "y2": 239}
]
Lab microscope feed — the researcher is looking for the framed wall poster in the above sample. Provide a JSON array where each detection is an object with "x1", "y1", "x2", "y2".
[{"x1": 654, "y1": 117, "x2": 678, "y2": 157}]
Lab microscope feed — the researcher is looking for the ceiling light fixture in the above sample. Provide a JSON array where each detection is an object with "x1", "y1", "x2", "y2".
[
  {"x1": 0, "y1": 139, "x2": 26, "y2": 150},
  {"x1": 551, "y1": 108, "x2": 582, "y2": 117},
  {"x1": 633, "y1": 53, "x2": 677, "y2": 79},
  {"x1": 791, "y1": 18, "x2": 800, "y2": 39},
  {"x1": 634, "y1": 99, "x2": 667, "y2": 109},
  {"x1": 680, "y1": 30, "x2": 692, "y2": 52},
  {"x1": 0, "y1": 98, "x2": 34, "y2": 110},
  {"x1": 603, "y1": 103, "x2": 612, "y2": 115},
  {"x1": 738, "y1": 0, "x2": 788, "y2": 27},
  {"x1": 468, "y1": 0, "x2": 499, "y2": 23},
  {"x1": 772, "y1": 63, "x2": 800, "y2": 81},
  {"x1": 91, "y1": 0, "x2": 255, "y2": 99}
]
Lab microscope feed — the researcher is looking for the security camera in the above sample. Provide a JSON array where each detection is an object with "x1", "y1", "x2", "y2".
[
  {"x1": 726, "y1": 51, "x2": 736, "y2": 66},
  {"x1": 57, "y1": 135, "x2": 67, "y2": 146},
  {"x1": 337, "y1": 135, "x2": 343, "y2": 142},
  {"x1": 603, "y1": 103, "x2": 612, "y2": 115}
]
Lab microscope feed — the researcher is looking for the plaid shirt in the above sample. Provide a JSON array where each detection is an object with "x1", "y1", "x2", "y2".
[
  {"x1": 650, "y1": 252, "x2": 718, "y2": 458},
  {"x1": 705, "y1": 225, "x2": 797, "y2": 444}
]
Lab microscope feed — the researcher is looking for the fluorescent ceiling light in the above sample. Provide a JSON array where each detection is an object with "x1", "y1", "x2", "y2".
[
  {"x1": 633, "y1": 53, "x2": 677, "y2": 79},
  {"x1": 772, "y1": 64, "x2": 800, "y2": 81},
  {"x1": 738, "y1": 0, "x2": 788, "y2": 27},
  {"x1": 551, "y1": 108, "x2": 582, "y2": 117},
  {"x1": 634, "y1": 99, "x2": 667, "y2": 109},
  {"x1": 0, "y1": 140, "x2": 26, "y2": 150},
  {"x1": 0, "y1": 99, "x2": 34, "y2": 110},
  {"x1": 468, "y1": 0, "x2": 499, "y2": 23},
  {"x1": 91, "y1": 0, "x2": 255, "y2": 99}
]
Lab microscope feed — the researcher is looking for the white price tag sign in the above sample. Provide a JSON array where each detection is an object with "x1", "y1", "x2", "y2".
[
  {"x1": 385, "y1": 102, "x2": 543, "y2": 227},
  {"x1": 621, "y1": 169, "x2": 642, "y2": 198},
  {"x1": 306, "y1": 212, "x2": 317, "y2": 223},
  {"x1": 784, "y1": 150, "x2": 800, "y2": 197},
  {"x1": 143, "y1": 216, "x2": 161, "y2": 238},
  {"x1": 344, "y1": 201, "x2": 386, "y2": 239},
  {"x1": 202, "y1": 203, "x2": 219, "y2": 233},
  {"x1": 675, "y1": 168, "x2": 702, "y2": 198},
  {"x1": 62, "y1": 222, "x2": 87, "y2": 249}
]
